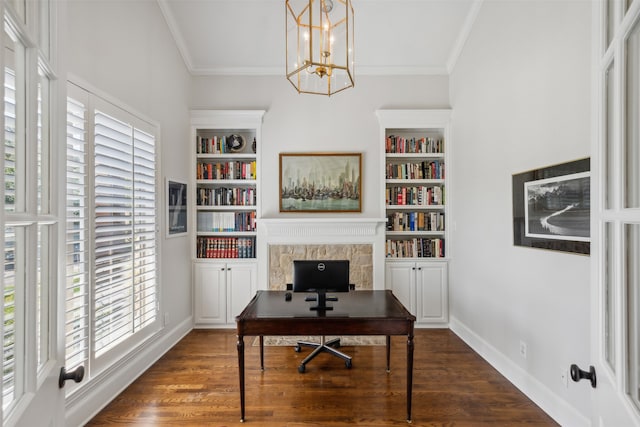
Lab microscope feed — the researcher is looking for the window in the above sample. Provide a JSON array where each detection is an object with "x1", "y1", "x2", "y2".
[
  {"x1": 3, "y1": 20, "x2": 26, "y2": 414},
  {"x1": 65, "y1": 83, "x2": 159, "y2": 385},
  {"x1": 2, "y1": 2, "x2": 56, "y2": 418}
]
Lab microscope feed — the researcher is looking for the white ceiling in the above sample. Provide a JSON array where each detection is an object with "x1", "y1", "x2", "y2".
[{"x1": 158, "y1": 0, "x2": 481, "y2": 76}]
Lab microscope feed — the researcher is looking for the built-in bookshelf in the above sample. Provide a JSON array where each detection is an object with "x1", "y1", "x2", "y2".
[
  {"x1": 191, "y1": 110, "x2": 265, "y2": 260},
  {"x1": 376, "y1": 110, "x2": 451, "y2": 260}
]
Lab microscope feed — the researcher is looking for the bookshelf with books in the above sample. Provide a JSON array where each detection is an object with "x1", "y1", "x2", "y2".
[
  {"x1": 376, "y1": 109, "x2": 451, "y2": 326},
  {"x1": 191, "y1": 110, "x2": 264, "y2": 327}
]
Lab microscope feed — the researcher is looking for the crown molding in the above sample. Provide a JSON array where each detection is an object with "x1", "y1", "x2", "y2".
[
  {"x1": 157, "y1": 0, "x2": 195, "y2": 72},
  {"x1": 446, "y1": 0, "x2": 484, "y2": 74},
  {"x1": 189, "y1": 65, "x2": 449, "y2": 77},
  {"x1": 158, "y1": 0, "x2": 480, "y2": 78}
]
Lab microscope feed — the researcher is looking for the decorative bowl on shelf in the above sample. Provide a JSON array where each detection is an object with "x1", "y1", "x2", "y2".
[{"x1": 227, "y1": 134, "x2": 246, "y2": 152}]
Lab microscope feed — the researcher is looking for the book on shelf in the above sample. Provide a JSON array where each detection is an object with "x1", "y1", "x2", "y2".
[
  {"x1": 197, "y1": 211, "x2": 256, "y2": 232},
  {"x1": 197, "y1": 187, "x2": 256, "y2": 206},
  {"x1": 385, "y1": 160, "x2": 445, "y2": 180},
  {"x1": 196, "y1": 236, "x2": 256, "y2": 259},
  {"x1": 386, "y1": 211, "x2": 444, "y2": 232},
  {"x1": 196, "y1": 160, "x2": 256, "y2": 180},
  {"x1": 386, "y1": 185, "x2": 444, "y2": 206},
  {"x1": 196, "y1": 135, "x2": 233, "y2": 154},
  {"x1": 385, "y1": 135, "x2": 444, "y2": 154},
  {"x1": 385, "y1": 238, "x2": 445, "y2": 258}
]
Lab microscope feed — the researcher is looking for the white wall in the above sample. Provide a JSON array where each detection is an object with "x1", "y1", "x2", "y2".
[
  {"x1": 65, "y1": 1, "x2": 193, "y2": 424},
  {"x1": 191, "y1": 74, "x2": 450, "y2": 219},
  {"x1": 449, "y1": 1, "x2": 592, "y2": 424},
  {"x1": 67, "y1": 0, "x2": 192, "y2": 329}
]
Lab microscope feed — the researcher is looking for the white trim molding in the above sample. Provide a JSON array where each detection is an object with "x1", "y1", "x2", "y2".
[{"x1": 449, "y1": 316, "x2": 590, "y2": 427}]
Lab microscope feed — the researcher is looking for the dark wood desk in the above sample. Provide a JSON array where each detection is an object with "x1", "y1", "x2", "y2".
[{"x1": 236, "y1": 290, "x2": 416, "y2": 423}]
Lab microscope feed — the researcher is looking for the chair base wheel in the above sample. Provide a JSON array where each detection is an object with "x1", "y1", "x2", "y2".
[
  {"x1": 345, "y1": 359, "x2": 352, "y2": 369},
  {"x1": 294, "y1": 345, "x2": 301, "y2": 352},
  {"x1": 298, "y1": 364, "x2": 306, "y2": 373}
]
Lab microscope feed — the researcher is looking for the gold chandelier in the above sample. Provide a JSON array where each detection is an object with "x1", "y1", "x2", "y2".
[{"x1": 286, "y1": 0, "x2": 355, "y2": 96}]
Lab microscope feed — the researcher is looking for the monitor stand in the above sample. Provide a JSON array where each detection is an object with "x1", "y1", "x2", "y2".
[{"x1": 305, "y1": 289, "x2": 338, "y2": 311}]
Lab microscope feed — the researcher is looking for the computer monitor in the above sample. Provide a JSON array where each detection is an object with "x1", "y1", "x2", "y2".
[{"x1": 292, "y1": 260, "x2": 350, "y2": 311}]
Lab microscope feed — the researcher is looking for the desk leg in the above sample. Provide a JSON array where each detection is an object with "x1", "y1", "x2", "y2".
[
  {"x1": 237, "y1": 334, "x2": 245, "y2": 422},
  {"x1": 260, "y1": 336, "x2": 264, "y2": 371},
  {"x1": 386, "y1": 336, "x2": 391, "y2": 373},
  {"x1": 406, "y1": 332, "x2": 414, "y2": 423}
]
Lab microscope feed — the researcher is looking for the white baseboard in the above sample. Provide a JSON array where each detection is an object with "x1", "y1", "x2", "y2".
[
  {"x1": 449, "y1": 316, "x2": 589, "y2": 427},
  {"x1": 65, "y1": 316, "x2": 193, "y2": 427}
]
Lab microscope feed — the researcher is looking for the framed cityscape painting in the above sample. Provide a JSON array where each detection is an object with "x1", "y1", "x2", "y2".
[
  {"x1": 512, "y1": 158, "x2": 590, "y2": 254},
  {"x1": 279, "y1": 152, "x2": 362, "y2": 213}
]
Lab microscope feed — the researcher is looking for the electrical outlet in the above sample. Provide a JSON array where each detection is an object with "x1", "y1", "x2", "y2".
[
  {"x1": 560, "y1": 368, "x2": 569, "y2": 388},
  {"x1": 519, "y1": 341, "x2": 527, "y2": 359}
]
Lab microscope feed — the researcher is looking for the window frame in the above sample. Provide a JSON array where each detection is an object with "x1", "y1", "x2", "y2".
[{"x1": 64, "y1": 79, "x2": 162, "y2": 393}]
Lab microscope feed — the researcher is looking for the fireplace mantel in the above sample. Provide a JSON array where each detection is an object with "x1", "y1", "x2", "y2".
[
  {"x1": 256, "y1": 218, "x2": 387, "y2": 290},
  {"x1": 260, "y1": 218, "x2": 385, "y2": 240}
]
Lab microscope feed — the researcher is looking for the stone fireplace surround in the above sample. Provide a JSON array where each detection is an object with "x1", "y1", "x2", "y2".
[
  {"x1": 268, "y1": 244, "x2": 373, "y2": 290},
  {"x1": 257, "y1": 218, "x2": 387, "y2": 291}
]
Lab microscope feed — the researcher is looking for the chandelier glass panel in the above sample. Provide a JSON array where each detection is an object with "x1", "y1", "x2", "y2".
[{"x1": 286, "y1": 0, "x2": 355, "y2": 96}]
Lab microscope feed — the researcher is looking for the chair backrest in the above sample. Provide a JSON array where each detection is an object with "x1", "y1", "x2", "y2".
[{"x1": 292, "y1": 260, "x2": 350, "y2": 293}]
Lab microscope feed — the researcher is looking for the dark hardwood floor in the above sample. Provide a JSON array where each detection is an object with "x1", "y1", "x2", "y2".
[{"x1": 86, "y1": 329, "x2": 558, "y2": 426}]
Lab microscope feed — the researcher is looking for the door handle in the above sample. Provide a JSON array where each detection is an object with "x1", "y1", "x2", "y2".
[
  {"x1": 570, "y1": 364, "x2": 596, "y2": 388},
  {"x1": 59, "y1": 365, "x2": 85, "y2": 388}
]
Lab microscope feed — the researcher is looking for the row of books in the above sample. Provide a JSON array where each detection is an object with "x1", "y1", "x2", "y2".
[
  {"x1": 385, "y1": 136, "x2": 444, "y2": 154},
  {"x1": 196, "y1": 187, "x2": 256, "y2": 206},
  {"x1": 196, "y1": 161, "x2": 256, "y2": 180},
  {"x1": 196, "y1": 135, "x2": 241, "y2": 154},
  {"x1": 197, "y1": 212, "x2": 256, "y2": 232},
  {"x1": 386, "y1": 185, "x2": 444, "y2": 206},
  {"x1": 385, "y1": 238, "x2": 445, "y2": 258},
  {"x1": 196, "y1": 237, "x2": 256, "y2": 259},
  {"x1": 386, "y1": 160, "x2": 444, "y2": 180},
  {"x1": 387, "y1": 211, "x2": 445, "y2": 232}
]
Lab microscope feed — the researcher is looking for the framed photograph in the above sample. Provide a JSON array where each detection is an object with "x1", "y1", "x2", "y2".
[
  {"x1": 279, "y1": 152, "x2": 362, "y2": 213},
  {"x1": 167, "y1": 178, "x2": 188, "y2": 237},
  {"x1": 512, "y1": 158, "x2": 590, "y2": 254}
]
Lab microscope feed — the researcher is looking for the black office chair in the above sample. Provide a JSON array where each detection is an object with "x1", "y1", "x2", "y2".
[{"x1": 290, "y1": 260, "x2": 354, "y2": 373}]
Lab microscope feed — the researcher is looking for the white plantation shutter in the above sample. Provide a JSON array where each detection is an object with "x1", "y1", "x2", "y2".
[
  {"x1": 2, "y1": 227, "x2": 17, "y2": 410},
  {"x1": 65, "y1": 94, "x2": 89, "y2": 374},
  {"x1": 132, "y1": 128, "x2": 157, "y2": 331},
  {"x1": 65, "y1": 83, "x2": 159, "y2": 383},
  {"x1": 3, "y1": 65, "x2": 17, "y2": 410},
  {"x1": 93, "y1": 110, "x2": 136, "y2": 355}
]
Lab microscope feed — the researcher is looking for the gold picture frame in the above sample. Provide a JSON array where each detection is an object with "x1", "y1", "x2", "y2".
[{"x1": 279, "y1": 152, "x2": 362, "y2": 213}]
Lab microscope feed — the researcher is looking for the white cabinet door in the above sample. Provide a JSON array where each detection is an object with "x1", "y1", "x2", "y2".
[
  {"x1": 226, "y1": 262, "x2": 257, "y2": 323},
  {"x1": 385, "y1": 261, "x2": 416, "y2": 315},
  {"x1": 415, "y1": 261, "x2": 448, "y2": 324},
  {"x1": 194, "y1": 262, "x2": 227, "y2": 324}
]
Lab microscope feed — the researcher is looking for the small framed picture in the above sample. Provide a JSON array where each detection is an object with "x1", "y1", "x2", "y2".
[{"x1": 167, "y1": 178, "x2": 188, "y2": 238}]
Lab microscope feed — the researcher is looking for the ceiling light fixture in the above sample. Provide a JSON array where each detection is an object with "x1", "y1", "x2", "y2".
[{"x1": 286, "y1": 0, "x2": 355, "y2": 96}]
